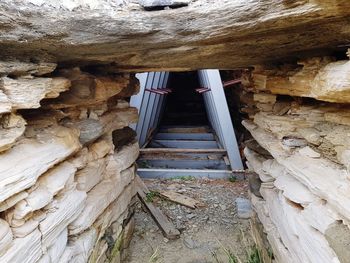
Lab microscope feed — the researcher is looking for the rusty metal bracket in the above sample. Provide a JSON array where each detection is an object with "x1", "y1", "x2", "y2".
[
  {"x1": 145, "y1": 88, "x2": 169, "y2": 95},
  {"x1": 222, "y1": 79, "x2": 242, "y2": 88},
  {"x1": 195, "y1": 87, "x2": 211, "y2": 93}
]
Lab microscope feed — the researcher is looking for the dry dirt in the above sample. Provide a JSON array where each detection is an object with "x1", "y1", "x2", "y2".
[{"x1": 124, "y1": 178, "x2": 254, "y2": 263}]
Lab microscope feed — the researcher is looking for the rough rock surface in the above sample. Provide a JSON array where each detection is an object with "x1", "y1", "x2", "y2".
[
  {"x1": 0, "y1": 1, "x2": 349, "y2": 70},
  {"x1": 0, "y1": 62, "x2": 140, "y2": 263},
  {"x1": 236, "y1": 54, "x2": 350, "y2": 262}
]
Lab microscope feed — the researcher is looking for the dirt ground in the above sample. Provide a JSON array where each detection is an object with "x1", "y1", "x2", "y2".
[{"x1": 124, "y1": 178, "x2": 254, "y2": 263}]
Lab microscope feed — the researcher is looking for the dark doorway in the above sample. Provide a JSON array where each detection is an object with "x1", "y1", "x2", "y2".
[{"x1": 160, "y1": 72, "x2": 208, "y2": 126}]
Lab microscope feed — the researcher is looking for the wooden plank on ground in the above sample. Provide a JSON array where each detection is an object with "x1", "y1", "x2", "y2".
[
  {"x1": 159, "y1": 191, "x2": 203, "y2": 209},
  {"x1": 135, "y1": 175, "x2": 180, "y2": 240}
]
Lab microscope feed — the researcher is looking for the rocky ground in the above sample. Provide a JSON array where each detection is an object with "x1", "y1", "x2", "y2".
[{"x1": 124, "y1": 178, "x2": 254, "y2": 263}]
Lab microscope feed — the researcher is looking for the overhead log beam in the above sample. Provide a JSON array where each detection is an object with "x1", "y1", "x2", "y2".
[{"x1": 0, "y1": 1, "x2": 349, "y2": 71}]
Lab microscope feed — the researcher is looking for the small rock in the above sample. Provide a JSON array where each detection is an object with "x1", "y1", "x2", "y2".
[
  {"x1": 235, "y1": 197, "x2": 253, "y2": 219},
  {"x1": 139, "y1": 0, "x2": 192, "y2": 10},
  {"x1": 201, "y1": 216, "x2": 209, "y2": 222},
  {"x1": 163, "y1": 238, "x2": 169, "y2": 243},
  {"x1": 183, "y1": 236, "x2": 199, "y2": 249},
  {"x1": 167, "y1": 184, "x2": 179, "y2": 190},
  {"x1": 282, "y1": 136, "x2": 307, "y2": 148},
  {"x1": 177, "y1": 216, "x2": 183, "y2": 219},
  {"x1": 222, "y1": 218, "x2": 229, "y2": 223},
  {"x1": 219, "y1": 204, "x2": 227, "y2": 211},
  {"x1": 186, "y1": 213, "x2": 196, "y2": 219}
]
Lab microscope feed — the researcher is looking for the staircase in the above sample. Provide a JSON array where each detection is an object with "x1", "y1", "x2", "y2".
[{"x1": 137, "y1": 126, "x2": 233, "y2": 179}]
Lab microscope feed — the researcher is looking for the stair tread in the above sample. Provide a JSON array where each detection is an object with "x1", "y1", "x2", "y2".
[{"x1": 140, "y1": 148, "x2": 226, "y2": 153}]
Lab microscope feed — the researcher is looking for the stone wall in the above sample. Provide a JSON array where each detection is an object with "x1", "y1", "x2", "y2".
[
  {"x1": 240, "y1": 51, "x2": 350, "y2": 263},
  {"x1": 0, "y1": 61, "x2": 140, "y2": 263}
]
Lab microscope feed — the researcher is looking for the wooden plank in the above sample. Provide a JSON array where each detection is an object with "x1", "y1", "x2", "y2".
[
  {"x1": 154, "y1": 132, "x2": 215, "y2": 141},
  {"x1": 140, "y1": 148, "x2": 226, "y2": 154},
  {"x1": 149, "y1": 139, "x2": 219, "y2": 149},
  {"x1": 159, "y1": 191, "x2": 202, "y2": 209},
  {"x1": 159, "y1": 126, "x2": 210, "y2": 133},
  {"x1": 137, "y1": 159, "x2": 228, "y2": 169},
  {"x1": 135, "y1": 175, "x2": 180, "y2": 240},
  {"x1": 139, "y1": 152, "x2": 226, "y2": 160},
  {"x1": 137, "y1": 168, "x2": 232, "y2": 179}
]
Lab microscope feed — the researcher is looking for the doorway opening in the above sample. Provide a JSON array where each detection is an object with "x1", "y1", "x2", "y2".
[{"x1": 131, "y1": 70, "x2": 244, "y2": 180}]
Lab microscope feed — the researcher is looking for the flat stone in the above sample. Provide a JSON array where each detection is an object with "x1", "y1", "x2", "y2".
[
  {"x1": 235, "y1": 197, "x2": 253, "y2": 219},
  {"x1": 183, "y1": 236, "x2": 199, "y2": 249},
  {"x1": 299, "y1": 146, "x2": 321, "y2": 158},
  {"x1": 282, "y1": 136, "x2": 308, "y2": 148}
]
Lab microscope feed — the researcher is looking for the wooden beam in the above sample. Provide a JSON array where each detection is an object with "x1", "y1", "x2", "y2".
[
  {"x1": 135, "y1": 176, "x2": 180, "y2": 240},
  {"x1": 137, "y1": 168, "x2": 233, "y2": 179},
  {"x1": 159, "y1": 191, "x2": 202, "y2": 209},
  {"x1": 139, "y1": 148, "x2": 227, "y2": 154}
]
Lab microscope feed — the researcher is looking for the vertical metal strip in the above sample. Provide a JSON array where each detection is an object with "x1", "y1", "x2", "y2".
[
  {"x1": 198, "y1": 70, "x2": 243, "y2": 170},
  {"x1": 139, "y1": 72, "x2": 157, "y2": 146}
]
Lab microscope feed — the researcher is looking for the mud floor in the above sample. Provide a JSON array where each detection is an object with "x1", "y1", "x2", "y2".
[{"x1": 124, "y1": 178, "x2": 255, "y2": 263}]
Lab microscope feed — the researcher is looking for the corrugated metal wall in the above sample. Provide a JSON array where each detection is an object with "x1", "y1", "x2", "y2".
[{"x1": 130, "y1": 72, "x2": 170, "y2": 147}]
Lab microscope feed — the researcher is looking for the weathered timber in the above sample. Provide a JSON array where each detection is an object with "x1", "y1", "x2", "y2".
[
  {"x1": 135, "y1": 176, "x2": 180, "y2": 240},
  {"x1": 159, "y1": 191, "x2": 202, "y2": 209}
]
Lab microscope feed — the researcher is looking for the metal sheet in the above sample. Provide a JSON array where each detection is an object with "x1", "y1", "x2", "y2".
[{"x1": 198, "y1": 70, "x2": 243, "y2": 170}]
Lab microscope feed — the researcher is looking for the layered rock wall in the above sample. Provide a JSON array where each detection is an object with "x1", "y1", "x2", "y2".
[
  {"x1": 0, "y1": 61, "x2": 140, "y2": 263},
  {"x1": 240, "y1": 51, "x2": 350, "y2": 263}
]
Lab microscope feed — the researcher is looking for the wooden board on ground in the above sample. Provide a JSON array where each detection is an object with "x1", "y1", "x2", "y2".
[
  {"x1": 135, "y1": 175, "x2": 180, "y2": 240},
  {"x1": 159, "y1": 191, "x2": 203, "y2": 209}
]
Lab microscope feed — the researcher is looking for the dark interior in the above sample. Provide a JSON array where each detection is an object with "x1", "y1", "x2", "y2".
[{"x1": 160, "y1": 72, "x2": 209, "y2": 126}]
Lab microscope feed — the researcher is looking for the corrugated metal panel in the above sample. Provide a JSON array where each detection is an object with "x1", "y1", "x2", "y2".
[{"x1": 130, "y1": 72, "x2": 170, "y2": 147}]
